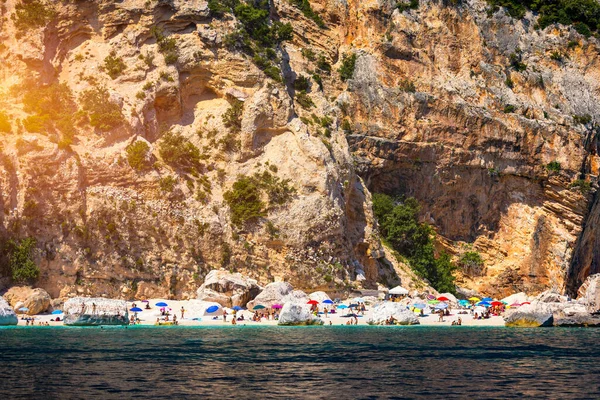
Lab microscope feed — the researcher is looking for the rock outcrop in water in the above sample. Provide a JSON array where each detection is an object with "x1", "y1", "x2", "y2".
[
  {"x1": 196, "y1": 270, "x2": 261, "y2": 307},
  {"x1": 369, "y1": 302, "x2": 420, "y2": 325},
  {"x1": 504, "y1": 303, "x2": 555, "y2": 327},
  {"x1": 0, "y1": 298, "x2": 18, "y2": 326},
  {"x1": 277, "y1": 301, "x2": 323, "y2": 326},
  {"x1": 63, "y1": 298, "x2": 129, "y2": 326}
]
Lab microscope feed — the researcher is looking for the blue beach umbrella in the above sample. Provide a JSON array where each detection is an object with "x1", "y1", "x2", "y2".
[
  {"x1": 253, "y1": 305, "x2": 266, "y2": 310},
  {"x1": 232, "y1": 306, "x2": 244, "y2": 311},
  {"x1": 477, "y1": 301, "x2": 491, "y2": 307},
  {"x1": 337, "y1": 304, "x2": 348, "y2": 309},
  {"x1": 156, "y1": 302, "x2": 168, "y2": 307},
  {"x1": 206, "y1": 305, "x2": 220, "y2": 313},
  {"x1": 349, "y1": 304, "x2": 359, "y2": 308},
  {"x1": 458, "y1": 300, "x2": 471, "y2": 307},
  {"x1": 322, "y1": 299, "x2": 334, "y2": 304},
  {"x1": 130, "y1": 307, "x2": 143, "y2": 312},
  {"x1": 413, "y1": 303, "x2": 426, "y2": 309},
  {"x1": 482, "y1": 297, "x2": 492, "y2": 302},
  {"x1": 51, "y1": 310, "x2": 63, "y2": 315},
  {"x1": 435, "y1": 302, "x2": 448, "y2": 310}
]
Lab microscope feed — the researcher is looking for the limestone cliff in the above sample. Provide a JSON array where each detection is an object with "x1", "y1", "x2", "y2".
[{"x1": 0, "y1": 0, "x2": 599, "y2": 299}]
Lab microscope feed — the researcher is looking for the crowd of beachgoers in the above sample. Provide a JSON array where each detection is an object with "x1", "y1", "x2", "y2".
[{"x1": 11, "y1": 290, "x2": 521, "y2": 327}]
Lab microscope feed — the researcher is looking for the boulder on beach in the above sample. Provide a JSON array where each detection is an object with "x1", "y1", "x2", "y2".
[
  {"x1": 369, "y1": 302, "x2": 420, "y2": 325},
  {"x1": 247, "y1": 282, "x2": 308, "y2": 310},
  {"x1": 63, "y1": 297, "x2": 129, "y2": 326},
  {"x1": 277, "y1": 302, "x2": 323, "y2": 326},
  {"x1": 3, "y1": 286, "x2": 51, "y2": 315},
  {"x1": 308, "y1": 291, "x2": 331, "y2": 303},
  {"x1": 438, "y1": 292, "x2": 458, "y2": 305},
  {"x1": 501, "y1": 292, "x2": 530, "y2": 305},
  {"x1": 180, "y1": 300, "x2": 224, "y2": 319},
  {"x1": 577, "y1": 273, "x2": 600, "y2": 313},
  {"x1": 504, "y1": 302, "x2": 554, "y2": 327},
  {"x1": 196, "y1": 270, "x2": 261, "y2": 308},
  {"x1": 553, "y1": 313, "x2": 600, "y2": 327},
  {"x1": 535, "y1": 289, "x2": 568, "y2": 303},
  {"x1": 0, "y1": 297, "x2": 18, "y2": 326}
]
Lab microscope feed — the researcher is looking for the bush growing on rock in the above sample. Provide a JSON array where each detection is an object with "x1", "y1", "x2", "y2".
[
  {"x1": 338, "y1": 53, "x2": 357, "y2": 82},
  {"x1": 372, "y1": 193, "x2": 457, "y2": 293},
  {"x1": 103, "y1": 51, "x2": 126, "y2": 79},
  {"x1": 222, "y1": 98, "x2": 243, "y2": 133},
  {"x1": 12, "y1": 0, "x2": 56, "y2": 32},
  {"x1": 224, "y1": 176, "x2": 266, "y2": 227},
  {"x1": 290, "y1": 0, "x2": 325, "y2": 28},
  {"x1": 159, "y1": 175, "x2": 177, "y2": 192},
  {"x1": 80, "y1": 87, "x2": 125, "y2": 131},
  {"x1": 6, "y1": 238, "x2": 39, "y2": 283},
  {"x1": 126, "y1": 141, "x2": 151, "y2": 171},
  {"x1": 458, "y1": 251, "x2": 485, "y2": 276},
  {"x1": 0, "y1": 111, "x2": 11, "y2": 133},
  {"x1": 546, "y1": 161, "x2": 561, "y2": 173},
  {"x1": 20, "y1": 81, "x2": 76, "y2": 138},
  {"x1": 158, "y1": 131, "x2": 202, "y2": 173}
]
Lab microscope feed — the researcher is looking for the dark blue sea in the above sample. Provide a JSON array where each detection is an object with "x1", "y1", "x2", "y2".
[{"x1": 0, "y1": 326, "x2": 599, "y2": 399}]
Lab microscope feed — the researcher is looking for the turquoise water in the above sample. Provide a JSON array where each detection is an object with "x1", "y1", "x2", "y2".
[{"x1": 0, "y1": 326, "x2": 599, "y2": 398}]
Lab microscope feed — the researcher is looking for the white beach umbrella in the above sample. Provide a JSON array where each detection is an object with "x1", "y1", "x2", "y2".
[{"x1": 389, "y1": 286, "x2": 409, "y2": 295}]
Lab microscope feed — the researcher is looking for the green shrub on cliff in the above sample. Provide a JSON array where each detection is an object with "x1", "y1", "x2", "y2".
[
  {"x1": 487, "y1": 0, "x2": 600, "y2": 34},
  {"x1": 21, "y1": 81, "x2": 77, "y2": 137},
  {"x1": 372, "y1": 193, "x2": 457, "y2": 293},
  {"x1": 103, "y1": 51, "x2": 126, "y2": 79},
  {"x1": 458, "y1": 251, "x2": 485, "y2": 276},
  {"x1": 338, "y1": 53, "x2": 357, "y2": 82},
  {"x1": 158, "y1": 131, "x2": 202, "y2": 173},
  {"x1": 546, "y1": 161, "x2": 561, "y2": 173},
  {"x1": 7, "y1": 237, "x2": 39, "y2": 283},
  {"x1": 12, "y1": 0, "x2": 56, "y2": 32},
  {"x1": 126, "y1": 141, "x2": 151, "y2": 171},
  {"x1": 222, "y1": 98, "x2": 244, "y2": 133},
  {"x1": 224, "y1": 176, "x2": 266, "y2": 227},
  {"x1": 0, "y1": 111, "x2": 11, "y2": 133},
  {"x1": 290, "y1": 0, "x2": 326, "y2": 28},
  {"x1": 80, "y1": 86, "x2": 124, "y2": 131}
]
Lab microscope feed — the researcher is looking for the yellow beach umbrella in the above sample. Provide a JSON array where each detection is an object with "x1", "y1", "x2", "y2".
[{"x1": 468, "y1": 297, "x2": 481, "y2": 302}]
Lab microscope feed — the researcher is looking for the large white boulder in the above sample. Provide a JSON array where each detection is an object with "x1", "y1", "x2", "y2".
[
  {"x1": 0, "y1": 297, "x2": 18, "y2": 326},
  {"x1": 247, "y1": 282, "x2": 308, "y2": 309},
  {"x1": 180, "y1": 300, "x2": 224, "y2": 319},
  {"x1": 196, "y1": 270, "x2": 261, "y2": 307},
  {"x1": 504, "y1": 302, "x2": 554, "y2": 327},
  {"x1": 501, "y1": 292, "x2": 530, "y2": 305},
  {"x1": 277, "y1": 302, "x2": 323, "y2": 326},
  {"x1": 438, "y1": 292, "x2": 458, "y2": 305},
  {"x1": 578, "y1": 273, "x2": 600, "y2": 313},
  {"x1": 370, "y1": 302, "x2": 420, "y2": 325},
  {"x1": 63, "y1": 297, "x2": 129, "y2": 326},
  {"x1": 308, "y1": 291, "x2": 331, "y2": 303}
]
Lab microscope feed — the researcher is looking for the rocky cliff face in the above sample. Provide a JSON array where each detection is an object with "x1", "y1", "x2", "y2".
[{"x1": 0, "y1": 0, "x2": 599, "y2": 299}]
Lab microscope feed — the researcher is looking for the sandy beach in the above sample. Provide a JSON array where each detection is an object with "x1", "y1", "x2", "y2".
[{"x1": 17, "y1": 298, "x2": 505, "y2": 327}]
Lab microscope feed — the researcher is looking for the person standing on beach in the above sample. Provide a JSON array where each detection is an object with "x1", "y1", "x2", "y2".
[
  {"x1": 92, "y1": 303, "x2": 97, "y2": 315},
  {"x1": 181, "y1": 307, "x2": 185, "y2": 319},
  {"x1": 223, "y1": 310, "x2": 227, "y2": 323}
]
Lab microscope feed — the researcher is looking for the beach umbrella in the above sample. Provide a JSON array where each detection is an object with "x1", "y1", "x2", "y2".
[
  {"x1": 271, "y1": 304, "x2": 283, "y2": 309},
  {"x1": 427, "y1": 300, "x2": 440, "y2": 305},
  {"x1": 130, "y1": 307, "x2": 143, "y2": 312},
  {"x1": 490, "y1": 301, "x2": 503, "y2": 307},
  {"x1": 232, "y1": 306, "x2": 244, "y2": 311},
  {"x1": 437, "y1": 296, "x2": 450, "y2": 302},
  {"x1": 413, "y1": 303, "x2": 426, "y2": 309},
  {"x1": 337, "y1": 304, "x2": 348, "y2": 309},
  {"x1": 155, "y1": 302, "x2": 168, "y2": 307},
  {"x1": 253, "y1": 305, "x2": 266, "y2": 310},
  {"x1": 51, "y1": 310, "x2": 63, "y2": 315},
  {"x1": 521, "y1": 302, "x2": 531, "y2": 305},
  {"x1": 141, "y1": 300, "x2": 149, "y2": 303},
  {"x1": 510, "y1": 302, "x2": 521, "y2": 307},
  {"x1": 307, "y1": 300, "x2": 319, "y2": 305},
  {"x1": 349, "y1": 303, "x2": 359, "y2": 308},
  {"x1": 482, "y1": 297, "x2": 493, "y2": 302},
  {"x1": 427, "y1": 294, "x2": 436, "y2": 300},
  {"x1": 434, "y1": 302, "x2": 448, "y2": 310},
  {"x1": 477, "y1": 301, "x2": 491, "y2": 307},
  {"x1": 322, "y1": 299, "x2": 334, "y2": 304},
  {"x1": 468, "y1": 297, "x2": 480, "y2": 302},
  {"x1": 206, "y1": 305, "x2": 220, "y2": 313},
  {"x1": 18, "y1": 307, "x2": 29, "y2": 313}
]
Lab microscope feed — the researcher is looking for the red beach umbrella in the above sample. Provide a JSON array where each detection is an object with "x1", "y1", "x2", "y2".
[
  {"x1": 521, "y1": 302, "x2": 531, "y2": 305},
  {"x1": 437, "y1": 296, "x2": 450, "y2": 302},
  {"x1": 307, "y1": 300, "x2": 319, "y2": 305},
  {"x1": 491, "y1": 301, "x2": 503, "y2": 306}
]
